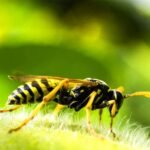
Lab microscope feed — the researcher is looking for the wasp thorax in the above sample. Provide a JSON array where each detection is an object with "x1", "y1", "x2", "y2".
[{"x1": 85, "y1": 78, "x2": 109, "y2": 91}]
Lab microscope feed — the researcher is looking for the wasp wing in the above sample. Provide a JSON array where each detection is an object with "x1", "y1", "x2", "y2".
[
  {"x1": 9, "y1": 75, "x2": 67, "y2": 82},
  {"x1": 8, "y1": 75, "x2": 97, "y2": 86}
]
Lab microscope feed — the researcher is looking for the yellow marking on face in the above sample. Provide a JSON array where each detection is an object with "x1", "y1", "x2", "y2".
[
  {"x1": 80, "y1": 89, "x2": 84, "y2": 93},
  {"x1": 97, "y1": 89, "x2": 101, "y2": 95}
]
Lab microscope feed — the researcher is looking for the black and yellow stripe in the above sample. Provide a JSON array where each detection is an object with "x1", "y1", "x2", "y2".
[
  {"x1": 8, "y1": 79, "x2": 55, "y2": 105},
  {"x1": 41, "y1": 78, "x2": 53, "y2": 91},
  {"x1": 24, "y1": 83, "x2": 35, "y2": 103},
  {"x1": 32, "y1": 81, "x2": 44, "y2": 102},
  {"x1": 17, "y1": 88, "x2": 27, "y2": 104}
]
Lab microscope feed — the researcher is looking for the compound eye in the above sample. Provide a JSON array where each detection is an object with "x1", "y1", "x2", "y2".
[
  {"x1": 108, "y1": 90, "x2": 115, "y2": 100},
  {"x1": 116, "y1": 91, "x2": 123, "y2": 100}
]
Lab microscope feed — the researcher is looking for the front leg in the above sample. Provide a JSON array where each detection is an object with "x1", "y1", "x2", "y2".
[
  {"x1": 106, "y1": 100, "x2": 117, "y2": 138},
  {"x1": 98, "y1": 100, "x2": 117, "y2": 138}
]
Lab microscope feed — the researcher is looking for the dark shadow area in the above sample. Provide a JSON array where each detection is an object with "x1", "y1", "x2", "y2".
[{"x1": 34, "y1": 0, "x2": 150, "y2": 44}]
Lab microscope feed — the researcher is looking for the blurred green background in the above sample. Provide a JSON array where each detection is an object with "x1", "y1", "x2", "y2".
[{"x1": 0, "y1": 0, "x2": 150, "y2": 128}]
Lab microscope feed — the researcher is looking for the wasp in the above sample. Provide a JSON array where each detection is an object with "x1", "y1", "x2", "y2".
[{"x1": 0, "y1": 75, "x2": 150, "y2": 137}]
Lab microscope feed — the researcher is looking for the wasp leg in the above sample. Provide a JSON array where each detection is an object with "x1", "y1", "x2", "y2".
[
  {"x1": 99, "y1": 109, "x2": 103, "y2": 127},
  {"x1": 0, "y1": 105, "x2": 21, "y2": 113},
  {"x1": 8, "y1": 79, "x2": 69, "y2": 134},
  {"x1": 53, "y1": 104, "x2": 65, "y2": 116},
  {"x1": 110, "y1": 117, "x2": 116, "y2": 138},
  {"x1": 85, "y1": 91, "x2": 97, "y2": 133},
  {"x1": 106, "y1": 100, "x2": 117, "y2": 138},
  {"x1": 97, "y1": 100, "x2": 117, "y2": 138},
  {"x1": 50, "y1": 104, "x2": 65, "y2": 122}
]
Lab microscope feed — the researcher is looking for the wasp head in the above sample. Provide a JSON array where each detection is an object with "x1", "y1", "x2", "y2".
[{"x1": 107, "y1": 89, "x2": 124, "y2": 116}]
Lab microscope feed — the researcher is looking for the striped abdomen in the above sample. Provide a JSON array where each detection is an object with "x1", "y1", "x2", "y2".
[{"x1": 7, "y1": 79, "x2": 56, "y2": 105}]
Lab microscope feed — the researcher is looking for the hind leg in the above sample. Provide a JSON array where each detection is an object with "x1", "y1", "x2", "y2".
[
  {"x1": 8, "y1": 79, "x2": 69, "y2": 133},
  {"x1": 0, "y1": 105, "x2": 21, "y2": 113}
]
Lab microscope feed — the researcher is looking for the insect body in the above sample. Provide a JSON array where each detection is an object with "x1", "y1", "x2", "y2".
[
  {"x1": 0, "y1": 75, "x2": 150, "y2": 137},
  {"x1": 7, "y1": 77, "x2": 109, "y2": 111}
]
